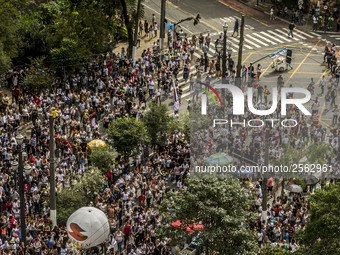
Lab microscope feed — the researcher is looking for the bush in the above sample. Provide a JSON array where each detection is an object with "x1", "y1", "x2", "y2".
[
  {"x1": 89, "y1": 148, "x2": 114, "y2": 174},
  {"x1": 118, "y1": 26, "x2": 128, "y2": 40},
  {"x1": 55, "y1": 167, "x2": 105, "y2": 225},
  {"x1": 294, "y1": 176, "x2": 307, "y2": 191}
]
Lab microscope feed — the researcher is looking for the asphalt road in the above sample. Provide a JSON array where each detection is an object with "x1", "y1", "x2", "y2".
[{"x1": 143, "y1": 0, "x2": 339, "y2": 128}]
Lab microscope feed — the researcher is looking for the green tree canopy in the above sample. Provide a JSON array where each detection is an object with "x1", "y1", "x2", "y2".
[
  {"x1": 89, "y1": 148, "x2": 115, "y2": 174},
  {"x1": 55, "y1": 167, "x2": 105, "y2": 225},
  {"x1": 106, "y1": 117, "x2": 148, "y2": 161},
  {"x1": 0, "y1": 0, "x2": 21, "y2": 74},
  {"x1": 158, "y1": 178, "x2": 257, "y2": 254},
  {"x1": 296, "y1": 183, "x2": 340, "y2": 255},
  {"x1": 143, "y1": 104, "x2": 171, "y2": 148}
]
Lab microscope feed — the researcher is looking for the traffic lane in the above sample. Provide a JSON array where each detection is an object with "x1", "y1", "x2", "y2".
[
  {"x1": 143, "y1": 0, "x2": 213, "y2": 35},
  {"x1": 167, "y1": 0, "x2": 269, "y2": 33}
]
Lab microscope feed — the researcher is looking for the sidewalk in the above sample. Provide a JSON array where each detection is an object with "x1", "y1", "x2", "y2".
[
  {"x1": 113, "y1": 19, "x2": 166, "y2": 61},
  {"x1": 221, "y1": 0, "x2": 339, "y2": 34}
]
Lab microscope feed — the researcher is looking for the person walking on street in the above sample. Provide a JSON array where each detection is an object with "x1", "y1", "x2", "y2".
[
  {"x1": 270, "y1": 7, "x2": 275, "y2": 20},
  {"x1": 330, "y1": 88, "x2": 337, "y2": 107},
  {"x1": 313, "y1": 15, "x2": 318, "y2": 31},
  {"x1": 298, "y1": 11, "x2": 304, "y2": 26},
  {"x1": 320, "y1": 75, "x2": 326, "y2": 94},
  {"x1": 277, "y1": 74, "x2": 284, "y2": 90},
  {"x1": 288, "y1": 21, "x2": 295, "y2": 38},
  {"x1": 264, "y1": 85, "x2": 270, "y2": 104},
  {"x1": 332, "y1": 105, "x2": 339, "y2": 125},
  {"x1": 206, "y1": 33, "x2": 211, "y2": 48},
  {"x1": 232, "y1": 19, "x2": 239, "y2": 37}
]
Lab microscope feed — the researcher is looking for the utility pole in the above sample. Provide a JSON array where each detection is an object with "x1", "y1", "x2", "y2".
[
  {"x1": 18, "y1": 145, "x2": 26, "y2": 246},
  {"x1": 132, "y1": 0, "x2": 142, "y2": 64},
  {"x1": 222, "y1": 23, "x2": 228, "y2": 84},
  {"x1": 160, "y1": 0, "x2": 166, "y2": 52},
  {"x1": 236, "y1": 15, "x2": 245, "y2": 87},
  {"x1": 262, "y1": 126, "x2": 270, "y2": 221},
  {"x1": 49, "y1": 115, "x2": 57, "y2": 227}
]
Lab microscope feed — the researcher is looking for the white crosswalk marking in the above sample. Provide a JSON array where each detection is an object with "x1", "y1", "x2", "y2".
[
  {"x1": 309, "y1": 32, "x2": 321, "y2": 37},
  {"x1": 329, "y1": 35, "x2": 339, "y2": 37},
  {"x1": 267, "y1": 30, "x2": 292, "y2": 42},
  {"x1": 275, "y1": 29, "x2": 299, "y2": 41},
  {"x1": 245, "y1": 34, "x2": 269, "y2": 46},
  {"x1": 229, "y1": 37, "x2": 252, "y2": 49},
  {"x1": 244, "y1": 38, "x2": 261, "y2": 48},
  {"x1": 252, "y1": 33, "x2": 277, "y2": 45},
  {"x1": 295, "y1": 29, "x2": 314, "y2": 38},
  {"x1": 278, "y1": 28, "x2": 307, "y2": 40},
  {"x1": 220, "y1": 17, "x2": 235, "y2": 23},
  {"x1": 259, "y1": 31, "x2": 284, "y2": 43},
  {"x1": 245, "y1": 24, "x2": 255, "y2": 30}
]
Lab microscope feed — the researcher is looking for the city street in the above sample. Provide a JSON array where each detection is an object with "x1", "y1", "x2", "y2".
[{"x1": 144, "y1": 0, "x2": 340, "y2": 128}]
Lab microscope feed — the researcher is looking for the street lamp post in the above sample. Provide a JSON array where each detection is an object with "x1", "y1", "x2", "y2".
[
  {"x1": 222, "y1": 23, "x2": 228, "y2": 84},
  {"x1": 227, "y1": 42, "x2": 233, "y2": 73},
  {"x1": 11, "y1": 134, "x2": 31, "y2": 247},
  {"x1": 216, "y1": 43, "x2": 223, "y2": 78}
]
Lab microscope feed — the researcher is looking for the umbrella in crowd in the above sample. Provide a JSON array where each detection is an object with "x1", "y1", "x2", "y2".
[
  {"x1": 205, "y1": 153, "x2": 233, "y2": 166},
  {"x1": 87, "y1": 139, "x2": 106, "y2": 149},
  {"x1": 171, "y1": 220, "x2": 204, "y2": 233},
  {"x1": 284, "y1": 184, "x2": 303, "y2": 193},
  {"x1": 303, "y1": 175, "x2": 319, "y2": 186}
]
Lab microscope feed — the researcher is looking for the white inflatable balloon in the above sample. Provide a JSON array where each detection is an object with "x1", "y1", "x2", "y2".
[{"x1": 67, "y1": 207, "x2": 110, "y2": 248}]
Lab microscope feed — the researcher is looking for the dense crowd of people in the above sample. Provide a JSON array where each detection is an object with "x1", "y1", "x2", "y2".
[{"x1": 0, "y1": 11, "x2": 339, "y2": 255}]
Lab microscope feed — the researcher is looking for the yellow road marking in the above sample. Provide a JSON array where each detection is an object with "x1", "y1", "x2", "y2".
[
  {"x1": 284, "y1": 40, "x2": 321, "y2": 87},
  {"x1": 259, "y1": 56, "x2": 278, "y2": 77},
  {"x1": 242, "y1": 52, "x2": 253, "y2": 64},
  {"x1": 167, "y1": 1, "x2": 220, "y2": 33},
  {"x1": 320, "y1": 120, "x2": 331, "y2": 128}
]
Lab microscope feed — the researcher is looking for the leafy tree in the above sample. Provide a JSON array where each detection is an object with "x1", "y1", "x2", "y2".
[
  {"x1": 261, "y1": 246, "x2": 291, "y2": 255},
  {"x1": 106, "y1": 117, "x2": 148, "y2": 161},
  {"x1": 0, "y1": 43, "x2": 11, "y2": 75},
  {"x1": 55, "y1": 167, "x2": 105, "y2": 225},
  {"x1": 50, "y1": 38, "x2": 88, "y2": 76},
  {"x1": 301, "y1": 141, "x2": 333, "y2": 182},
  {"x1": 158, "y1": 178, "x2": 257, "y2": 254},
  {"x1": 169, "y1": 112, "x2": 191, "y2": 142},
  {"x1": 0, "y1": 0, "x2": 21, "y2": 73},
  {"x1": 143, "y1": 104, "x2": 171, "y2": 148},
  {"x1": 271, "y1": 145, "x2": 303, "y2": 196},
  {"x1": 89, "y1": 148, "x2": 115, "y2": 174},
  {"x1": 24, "y1": 56, "x2": 54, "y2": 91},
  {"x1": 119, "y1": 0, "x2": 134, "y2": 56},
  {"x1": 56, "y1": 187, "x2": 87, "y2": 225},
  {"x1": 296, "y1": 183, "x2": 340, "y2": 255},
  {"x1": 76, "y1": 167, "x2": 106, "y2": 201},
  {"x1": 302, "y1": 141, "x2": 333, "y2": 165}
]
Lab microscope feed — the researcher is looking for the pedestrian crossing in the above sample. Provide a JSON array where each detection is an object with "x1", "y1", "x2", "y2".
[
  {"x1": 329, "y1": 34, "x2": 340, "y2": 40},
  {"x1": 219, "y1": 16, "x2": 255, "y2": 30},
  {"x1": 169, "y1": 28, "x2": 321, "y2": 101},
  {"x1": 189, "y1": 28, "x2": 320, "y2": 56}
]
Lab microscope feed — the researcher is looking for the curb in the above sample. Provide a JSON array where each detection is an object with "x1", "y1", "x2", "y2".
[{"x1": 237, "y1": 0, "x2": 339, "y2": 35}]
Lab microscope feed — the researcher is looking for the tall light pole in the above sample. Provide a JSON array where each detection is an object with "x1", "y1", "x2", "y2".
[
  {"x1": 160, "y1": 0, "x2": 166, "y2": 51},
  {"x1": 236, "y1": 15, "x2": 245, "y2": 87},
  {"x1": 11, "y1": 134, "x2": 32, "y2": 247},
  {"x1": 227, "y1": 42, "x2": 233, "y2": 69},
  {"x1": 132, "y1": 0, "x2": 142, "y2": 64},
  {"x1": 216, "y1": 43, "x2": 223, "y2": 77},
  {"x1": 49, "y1": 115, "x2": 57, "y2": 227},
  {"x1": 222, "y1": 23, "x2": 228, "y2": 84}
]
